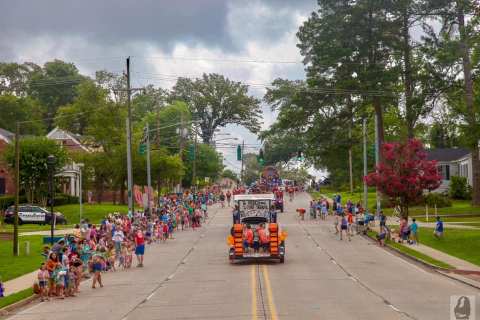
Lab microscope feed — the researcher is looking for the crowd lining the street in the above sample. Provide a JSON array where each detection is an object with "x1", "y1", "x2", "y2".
[
  {"x1": 308, "y1": 194, "x2": 445, "y2": 244},
  {"x1": 32, "y1": 189, "x2": 229, "y2": 302}
]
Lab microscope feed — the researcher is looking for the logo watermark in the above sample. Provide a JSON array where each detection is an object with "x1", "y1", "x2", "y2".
[{"x1": 451, "y1": 295, "x2": 476, "y2": 320}]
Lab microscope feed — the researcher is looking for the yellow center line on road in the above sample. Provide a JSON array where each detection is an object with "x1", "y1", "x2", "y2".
[
  {"x1": 251, "y1": 265, "x2": 258, "y2": 320},
  {"x1": 262, "y1": 265, "x2": 279, "y2": 320}
]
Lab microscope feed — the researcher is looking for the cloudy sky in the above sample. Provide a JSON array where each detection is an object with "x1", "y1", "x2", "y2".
[{"x1": 0, "y1": 0, "x2": 320, "y2": 176}]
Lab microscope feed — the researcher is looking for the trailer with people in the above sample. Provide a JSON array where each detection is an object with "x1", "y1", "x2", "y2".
[{"x1": 228, "y1": 193, "x2": 287, "y2": 263}]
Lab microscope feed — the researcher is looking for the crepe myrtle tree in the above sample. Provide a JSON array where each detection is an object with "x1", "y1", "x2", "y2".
[{"x1": 365, "y1": 139, "x2": 441, "y2": 218}]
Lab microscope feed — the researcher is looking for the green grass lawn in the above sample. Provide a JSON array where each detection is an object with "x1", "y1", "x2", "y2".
[
  {"x1": 0, "y1": 288, "x2": 34, "y2": 309},
  {"x1": 311, "y1": 190, "x2": 480, "y2": 219},
  {"x1": 0, "y1": 235, "x2": 44, "y2": 282},
  {"x1": 366, "y1": 231, "x2": 453, "y2": 269},
  {"x1": 54, "y1": 203, "x2": 128, "y2": 225},
  {"x1": 416, "y1": 227, "x2": 480, "y2": 267}
]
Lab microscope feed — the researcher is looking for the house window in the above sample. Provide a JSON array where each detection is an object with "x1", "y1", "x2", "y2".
[
  {"x1": 460, "y1": 163, "x2": 468, "y2": 178},
  {"x1": 438, "y1": 164, "x2": 450, "y2": 180}
]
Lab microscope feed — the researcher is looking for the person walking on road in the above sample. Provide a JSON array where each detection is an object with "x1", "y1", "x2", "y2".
[
  {"x1": 226, "y1": 190, "x2": 232, "y2": 207},
  {"x1": 340, "y1": 213, "x2": 350, "y2": 241},
  {"x1": 134, "y1": 229, "x2": 145, "y2": 267}
]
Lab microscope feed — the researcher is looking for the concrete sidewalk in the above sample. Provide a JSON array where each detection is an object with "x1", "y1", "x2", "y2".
[
  {"x1": 371, "y1": 224, "x2": 480, "y2": 272},
  {"x1": 2, "y1": 271, "x2": 37, "y2": 296}
]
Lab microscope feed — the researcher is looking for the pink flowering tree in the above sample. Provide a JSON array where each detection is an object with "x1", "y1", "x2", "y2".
[{"x1": 364, "y1": 139, "x2": 442, "y2": 218}]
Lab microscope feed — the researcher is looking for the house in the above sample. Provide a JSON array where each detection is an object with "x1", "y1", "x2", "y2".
[
  {"x1": 0, "y1": 128, "x2": 15, "y2": 196},
  {"x1": 47, "y1": 128, "x2": 90, "y2": 197},
  {"x1": 427, "y1": 148, "x2": 471, "y2": 193}
]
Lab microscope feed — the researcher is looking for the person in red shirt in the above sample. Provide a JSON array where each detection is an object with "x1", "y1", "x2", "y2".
[
  {"x1": 257, "y1": 224, "x2": 269, "y2": 252},
  {"x1": 243, "y1": 225, "x2": 254, "y2": 253},
  {"x1": 134, "y1": 229, "x2": 145, "y2": 267},
  {"x1": 347, "y1": 211, "x2": 354, "y2": 235}
]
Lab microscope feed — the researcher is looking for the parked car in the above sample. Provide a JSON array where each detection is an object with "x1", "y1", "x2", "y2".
[{"x1": 3, "y1": 205, "x2": 67, "y2": 225}]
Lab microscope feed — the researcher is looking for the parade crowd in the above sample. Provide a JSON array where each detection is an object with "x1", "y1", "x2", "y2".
[
  {"x1": 308, "y1": 194, "x2": 445, "y2": 245},
  {"x1": 34, "y1": 190, "x2": 223, "y2": 301}
]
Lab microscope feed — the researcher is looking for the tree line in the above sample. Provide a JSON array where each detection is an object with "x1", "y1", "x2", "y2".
[
  {"x1": 261, "y1": 0, "x2": 480, "y2": 203},
  {"x1": 0, "y1": 61, "x2": 260, "y2": 203}
]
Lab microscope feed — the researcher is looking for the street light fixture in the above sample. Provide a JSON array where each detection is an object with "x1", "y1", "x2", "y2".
[
  {"x1": 77, "y1": 163, "x2": 84, "y2": 223},
  {"x1": 47, "y1": 155, "x2": 56, "y2": 245}
]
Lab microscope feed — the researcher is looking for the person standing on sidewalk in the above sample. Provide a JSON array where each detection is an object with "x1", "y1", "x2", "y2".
[
  {"x1": 434, "y1": 216, "x2": 444, "y2": 238},
  {"x1": 410, "y1": 218, "x2": 418, "y2": 244}
]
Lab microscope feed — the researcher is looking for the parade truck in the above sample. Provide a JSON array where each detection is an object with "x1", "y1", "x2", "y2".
[{"x1": 228, "y1": 194, "x2": 287, "y2": 263}]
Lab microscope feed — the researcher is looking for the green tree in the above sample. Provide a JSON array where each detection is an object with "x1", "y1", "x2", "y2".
[
  {"x1": 0, "y1": 95, "x2": 44, "y2": 134},
  {"x1": 183, "y1": 143, "x2": 222, "y2": 187},
  {"x1": 28, "y1": 60, "x2": 86, "y2": 130},
  {"x1": 4, "y1": 137, "x2": 67, "y2": 203},
  {"x1": 221, "y1": 169, "x2": 239, "y2": 182},
  {"x1": 0, "y1": 62, "x2": 40, "y2": 96},
  {"x1": 171, "y1": 73, "x2": 262, "y2": 144},
  {"x1": 56, "y1": 80, "x2": 110, "y2": 135},
  {"x1": 422, "y1": 0, "x2": 480, "y2": 204},
  {"x1": 242, "y1": 153, "x2": 262, "y2": 186}
]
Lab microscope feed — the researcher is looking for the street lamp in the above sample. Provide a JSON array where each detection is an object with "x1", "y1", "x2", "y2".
[
  {"x1": 47, "y1": 155, "x2": 56, "y2": 245},
  {"x1": 77, "y1": 163, "x2": 84, "y2": 223}
]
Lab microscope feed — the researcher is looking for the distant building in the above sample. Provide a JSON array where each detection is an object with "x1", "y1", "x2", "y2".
[
  {"x1": 0, "y1": 128, "x2": 15, "y2": 196},
  {"x1": 47, "y1": 128, "x2": 90, "y2": 197},
  {"x1": 426, "y1": 148, "x2": 471, "y2": 193}
]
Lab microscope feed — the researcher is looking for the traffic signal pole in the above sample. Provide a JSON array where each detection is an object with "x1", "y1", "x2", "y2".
[
  {"x1": 146, "y1": 122, "x2": 152, "y2": 216},
  {"x1": 240, "y1": 140, "x2": 244, "y2": 185}
]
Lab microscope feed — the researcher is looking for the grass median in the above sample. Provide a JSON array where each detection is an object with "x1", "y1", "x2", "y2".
[{"x1": 0, "y1": 288, "x2": 34, "y2": 309}]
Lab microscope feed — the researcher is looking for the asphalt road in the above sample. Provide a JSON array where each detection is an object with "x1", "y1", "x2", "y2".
[{"x1": 6, "y1": 192, "x2": 480, "y2": 320}]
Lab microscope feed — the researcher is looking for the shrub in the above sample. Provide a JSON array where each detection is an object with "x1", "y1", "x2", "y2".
[
  {"x1": 0, "y1": 195, "x2": 27, "y2": 211},
  {"x1": 449, "y1": 176, "x2": 471, "y2": 200},
  {"x1": 53, "y1": 194, "x2": 79, "y2": 206},
  {"x1": 424, "y1": 193, "x2": 452, "y2": 208}
]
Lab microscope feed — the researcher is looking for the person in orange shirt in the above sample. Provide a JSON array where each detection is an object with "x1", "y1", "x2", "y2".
[
  {"x1": 347, "y1": 211, "x2": 354, "y2": 236},
  {"x1": 257, "y1": 224, "x2": 269, "y2": 252},
  {"x1": 243, "y1": 225, "x2": 254, "y2": 253}
]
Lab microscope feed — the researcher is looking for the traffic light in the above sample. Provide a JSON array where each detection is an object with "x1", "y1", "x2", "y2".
[
  {"x1": 139, "y1": 143, "x2": 147, "y2": 155},
  {"x1": 258, "y1": 149, "x2": 265, "y2": 165},
  {"x1": 188, "y1": 144, "x2": 195, "y2": 160},
  {"x1": 237, "y1": 144, "x2": 242, "y2": 161}
]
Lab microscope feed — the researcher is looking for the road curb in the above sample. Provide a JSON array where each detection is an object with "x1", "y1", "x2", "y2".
[
  {"x1": 0, "y1": 294, "x2": 38, "y2": 317},
  {"x1": 362, "y1": 233, "x2": 480, "y2": 290}
]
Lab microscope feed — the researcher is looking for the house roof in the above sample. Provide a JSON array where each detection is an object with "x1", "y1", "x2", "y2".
[
  {"x1": 0, "y1": 128, "x2": 14, "y2": 144},
  {"x1": 46, "y1": 127, "x2": 90, "y2": 152},
  {"x1": 426, "y1": 148, "x2": 470, "y2": 162}
]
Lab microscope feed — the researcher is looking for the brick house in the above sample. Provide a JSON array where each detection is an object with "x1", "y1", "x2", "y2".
[{"x1": 0, "y1": 128, "x2": 15, "y2": 196}]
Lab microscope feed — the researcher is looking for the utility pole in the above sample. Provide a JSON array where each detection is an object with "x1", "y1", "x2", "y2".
[
  {"x1": 363, "y1": 118, "x2": 368, "y2": 210},
  {"x1": 146, "y1": 122, "x2": 152, "y2": 216},
  {"x1": 240, "y1": 140, "x2": 245, "y2": 185},
  {"x1": 374, "y1": 113, "x2": 380, "y2": 214},
  {"x1": 348, "y1": 122, "x2": 353, "y2": 193},
  {"x1": 192, "y1": 131, "x2": 198, "y2": 192},
  {"x1": 13, "y1": 122, "x2": 19, "y2": 256},
  {"x1": 176, "y1": 113, "x2": 185, "y2": 193},
  {"x1": 126, "y1": 57, "x2": 134, "y2": 216}
]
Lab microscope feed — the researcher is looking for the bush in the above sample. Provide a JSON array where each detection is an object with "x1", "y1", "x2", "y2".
[
  {"x1": 449, "y1": 176, "x2": 471, "y2": 200},
  {"x1": 0, "y1": 195, "x2": 27, "y2": 211},
  {"x1": 53, "y1": 194, "x2": 79, "y2": 206},
  {"x1": 424, "y1": 193, "x2": 452, "y2": 208}
]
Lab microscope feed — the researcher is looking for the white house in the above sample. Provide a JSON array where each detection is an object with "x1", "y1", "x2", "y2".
[
  {"x1": 47, "y1": 128, "x2": 90, "y2": 197},
  {"x1": 426, "y1": 148, "x2": 471, "y2": 193}
]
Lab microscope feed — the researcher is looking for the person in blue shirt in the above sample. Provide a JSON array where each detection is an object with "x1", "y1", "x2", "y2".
[
  {"x1": 410, "y1": 218, "x2": 418, "y2": 244},
  {"x1": 434, "y1": 216, "x2": 444, "y2": 238}
]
